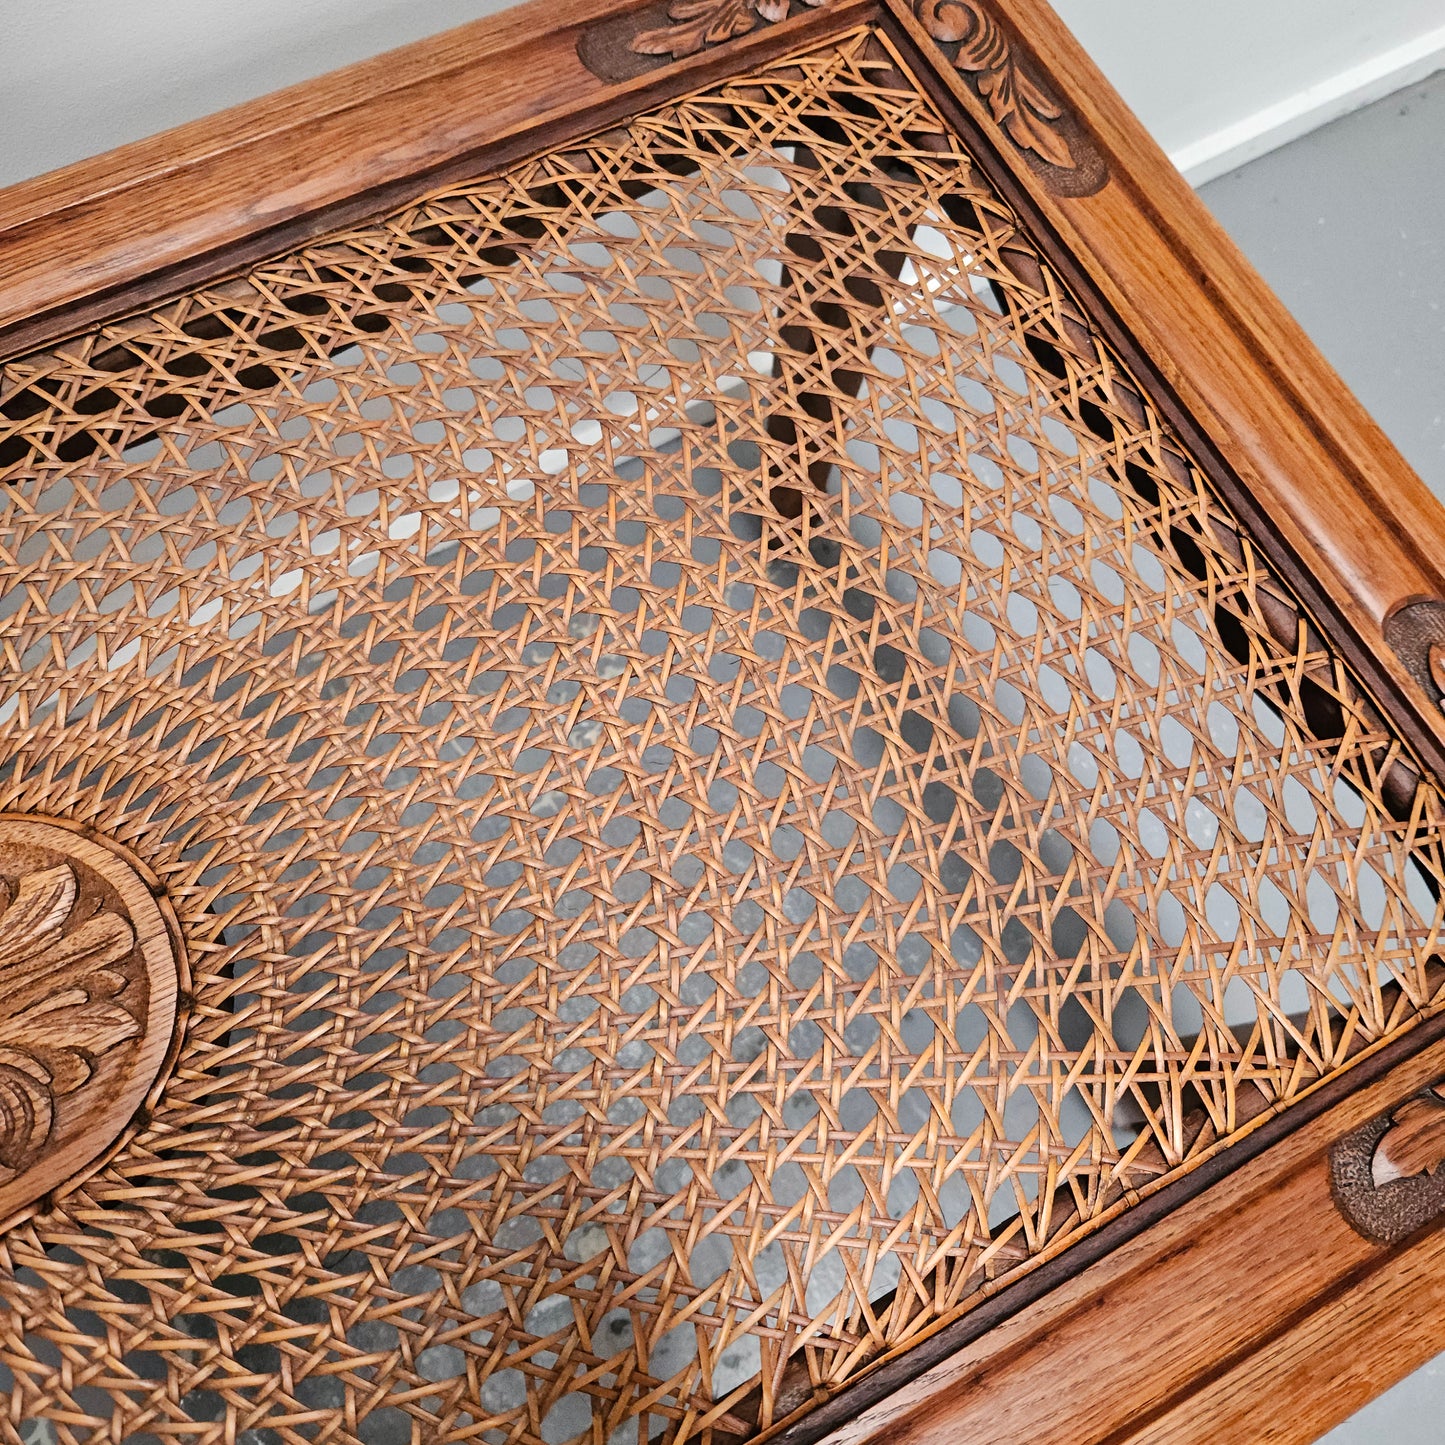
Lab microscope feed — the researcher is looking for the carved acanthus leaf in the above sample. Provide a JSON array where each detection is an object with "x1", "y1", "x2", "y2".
[
  {"x1": 1372, "y1": 1088, "x2": 1445, "y2": 1187},
  {"x1": 621, "y1": 0, "x2": 1082, "y2": 176},
  {"x1": 633, "y1": 0, "x2": 827, "y2": 60},
  {"x1": 915, "y1": 0, "x2": 1074, "y2": 170},
  {"x1": 0, "y1": 865, "x2": 139, "y2": 1172}
]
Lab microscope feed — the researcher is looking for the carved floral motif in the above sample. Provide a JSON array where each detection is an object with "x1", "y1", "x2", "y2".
[
  {"x1": 0, "y1": 864, "x2": 139, "y2": 1173},
  {"x1": 1371, "y1": 1085, "x2": 1445, "y2": 1186},
  {"x1": 1331, "y1": 1082, "x2": 1445, "y2": 1244},
  {"x1": 633, "y1": 0, "x2": 829, "y2": 59},
  {"x1": 609, "y1": 0, "x2": 1097, "y2": 182},
  {"x1": 0, "y1": 816, "x2": 183, "y2": 1224},
  {"x1": 1383, "y1": 600, "x2": 1445, "y2": 707},
  {"x1": 913, "y1": 0, "x2": 1073, "y2": 170}
]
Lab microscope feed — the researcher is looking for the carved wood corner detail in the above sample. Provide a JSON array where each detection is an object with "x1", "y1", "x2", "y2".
[
  {"x1": 631, "y1": 0, "x2": 829, "y2": 60},
  {"x1": 575, "y1": 0, "x2": 1107, "y2": 196},
  {"x1": 0, "y1": 816, "x2": 184, "y2": 1225},
  {"x1": 1331, "y1": 1083, "x2": 1445, "y2": 1245},
  {"x1": 577, "y1": 0, "x2": 817, "y2": 83},
  {"x1": 911, "y1": 0, "x2": 1104, "y2": 193},
  {"x1": 1384, "y1": 599, "x2": 1445, "y2": 707}
]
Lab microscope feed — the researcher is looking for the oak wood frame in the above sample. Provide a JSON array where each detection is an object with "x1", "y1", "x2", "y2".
[{"x1": 2, "y1": 2, "x2": 1443, "y2": 1441}]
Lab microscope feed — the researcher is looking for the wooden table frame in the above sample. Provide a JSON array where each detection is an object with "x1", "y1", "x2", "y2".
[{"x1": 2, "y1": 2, "x2": 1443, "y2": 1441}]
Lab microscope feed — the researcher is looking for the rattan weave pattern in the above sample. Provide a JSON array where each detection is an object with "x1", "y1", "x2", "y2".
[{"x1": 0, "y1": 27, "x2": 1442, "y2": 1445}]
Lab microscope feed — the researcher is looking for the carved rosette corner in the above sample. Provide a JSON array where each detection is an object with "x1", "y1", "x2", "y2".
[
  {"x1": 575, "y1": 0, "x2": 1107, "y2": 196},
  {"x1": 0, "y1": 816, "x2": 184, "y2": 1224},
  {"x1": 912, "y1": 0, "x2": 1106, "y2": 195},
  {"x1": 631, "y1": 0, "x2": 830, "y2": 61},
  {"x1": 1383, "y1": 599, "x2": 1445, "y2": 708},
  {"x1": 1330, "y1": 1084, "x2": 1445, "y2": 1244},
  {"x1": 577, "y1": 0, "x2": 830, "y2": 82}
]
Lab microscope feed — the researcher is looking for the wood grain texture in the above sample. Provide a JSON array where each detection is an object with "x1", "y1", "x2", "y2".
[
  {"x1": 1126, "y1": 1231, "x2": 1445, "y2": 1445},
  {"x1": 810, "y1": 1028, "x2": 1445, "y2": 1445}
]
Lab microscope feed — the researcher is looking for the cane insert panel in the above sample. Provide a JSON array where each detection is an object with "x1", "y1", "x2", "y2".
[{"x1": 1, "y1": 25, "x2": 1442, "y2": 1445}]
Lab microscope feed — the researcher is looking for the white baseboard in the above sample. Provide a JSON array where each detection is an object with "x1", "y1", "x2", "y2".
[{"x1": 1170, "y1": 22, "x2": 1445, "y2": 186}]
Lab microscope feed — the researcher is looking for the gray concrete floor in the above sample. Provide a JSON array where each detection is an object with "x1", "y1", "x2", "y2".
[
  {"x1": 1199, "y1": 69, "x2": 1445, "y2": 1445},
  {"x1": 1201, "y1": 71, "x2": 1445, "y2": 501}
]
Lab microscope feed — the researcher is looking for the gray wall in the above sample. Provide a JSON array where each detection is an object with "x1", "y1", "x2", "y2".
[
  {"x1": 1202, "y1": 71, "x2": 1445, "y2": 497},
  {"x1": 0, "y1": 0, "x2": 514, "y2": 186}
]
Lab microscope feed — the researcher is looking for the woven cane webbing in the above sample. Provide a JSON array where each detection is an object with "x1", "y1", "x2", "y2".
[{"x1": 1, "y1": 27, "x2": 1442, "y2": 1445}]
